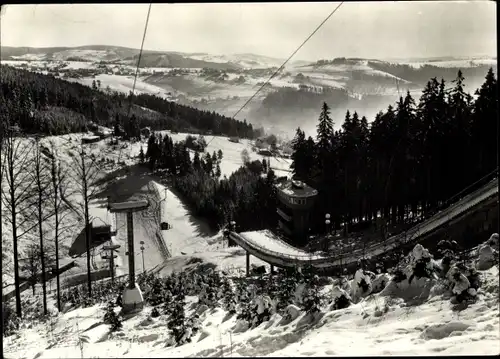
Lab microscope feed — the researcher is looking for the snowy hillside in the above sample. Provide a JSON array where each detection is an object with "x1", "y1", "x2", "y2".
[
  {"x1": 184, "y1": 52, "x2": 308, "y2": 69},
  {"x1": 157, "y1": 131, "x2": 292, "y2": 178},
  {"x1": 3, "y1": 238, "x2": 499, "y2": 358}
]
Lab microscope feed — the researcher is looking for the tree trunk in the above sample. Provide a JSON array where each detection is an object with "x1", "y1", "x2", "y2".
[
  {"x1": 38, "y1": 179, "x2": 47, "y2": 315},
  {"x1": 9, "y1": 161, "x2": 22, "y2": 318},
  {"x1": 81, "y1": 149, "x2": 93, "y2": 298},
  {"x1": 53, "y1": 173, "x2": 61, "y2": 313}
]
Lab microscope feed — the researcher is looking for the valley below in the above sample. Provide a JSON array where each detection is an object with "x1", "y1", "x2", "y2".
[{"x1": 2, "y1": 45, "x2": 496, "y2": 136}]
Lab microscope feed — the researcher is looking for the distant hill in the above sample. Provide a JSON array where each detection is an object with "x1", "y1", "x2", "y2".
[
  {"x1": 124, "y1": 52, "x2": 242, "y2": 70},
  {"x1": 0, "y1": 45, "x2": 243, "y2": 70},
  {"x1": 1, "y1": 45, "x2": 496, "y2": 136}
]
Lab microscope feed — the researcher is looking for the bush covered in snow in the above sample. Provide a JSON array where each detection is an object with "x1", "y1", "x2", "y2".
[
  {"x1": 237, "y1": 293, "x2": 274, "y2": 328},
  {"x1": 2, "y1": 304, "x2": 20, "y2": 337},
  {"x1": 486, "y1": 233, "x2": 499, "y2": 249},
  {"x1": 407, "y1": 244, "x2": 439, "y2": 282},
  {"x1": 103, "y1": 301, "x2": 122, "y2": 332},
  {"x1": 221, "y1": 276, "x2": 237, "y2": 314},
  {"x1": 446, "y1": 264, "x2": 479, "y2": 304},
  {"x1": 475, "y1": 242, "x2": 498, "y2": 271},
  {"x1": 166, "y1": 293, "x2": 196, "y2": 346},
  {"x1": 371, "y1": 273, "x2": 391, "y2": 294},
  {"x1": 150, "y1": 306, "x2": 161, "y2": 318},
  {"x1": 351, "y1": 268, "x2": 374, "y2": 302},
  {"x1": 330, "y1": 286, "x2": 351, "y2": 311},
  {"x1": 379, "y1": 236, "x2": 498, "y2": 306},
  {"x1": 60, "y1": 278, "x2": 126, "y2": 310},
  {"x1": 301, "y1": 275, "x2": 322, "y2": 314}
]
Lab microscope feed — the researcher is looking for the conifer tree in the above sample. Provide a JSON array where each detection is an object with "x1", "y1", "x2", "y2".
[
  {"x1": 472, "y1": 68, "x2": 497, "y2": 179},
  {"x1": 139, "y1": 146, "x2": 145, "y2": 164},
  {"x1": 316, "y1": 102, "x2": 334, "y2": 172},
  {"x1": 291, "y1": 127, "x2": 307, "y2": 180}
]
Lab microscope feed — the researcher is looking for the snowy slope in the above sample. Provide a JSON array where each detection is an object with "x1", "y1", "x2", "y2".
[
  {"x1": 157, "y1": 131, "x2": 292, "y2": 178},
  {"x1": 65, "y1": 74, "x2": 175, "y2": 98},
  {"x1": 183, "y1": 52, "x2": 308, "y2": 69},
  {"x1": 3, "y1": 261, "x2": 499, "y2": 358}
]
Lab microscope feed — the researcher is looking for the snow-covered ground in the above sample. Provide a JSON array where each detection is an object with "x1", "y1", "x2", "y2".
[
  {"x1": 157, "y1": 131, "x2": 292, "y2": 178},
  {"x1": 65, "y1": 74, "x2": 175, "y2": 98},
  {"x1": 4, "y1": 259, "x2": 498, "y2": 358}
]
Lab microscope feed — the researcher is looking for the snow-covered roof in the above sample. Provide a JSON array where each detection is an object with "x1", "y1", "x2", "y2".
[{"x1": 275, "y1": 179, "x2": 318, "y2": 198}]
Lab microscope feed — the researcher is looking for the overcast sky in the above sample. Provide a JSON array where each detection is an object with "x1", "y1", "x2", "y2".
[{"x1": 1, "y1": 2, "x2": 496, "y2": 61}]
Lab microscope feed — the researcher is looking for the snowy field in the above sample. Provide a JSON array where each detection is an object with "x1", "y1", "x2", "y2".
[
  {"x1": 66, "y1": 74, "x2": 175, "y2": 98},
  {"x1": 403, "y1": 59, "x2": 497, "y2": 69},
  {"x1": 158, "y1": 131, "x2": 292, "y2": 178}
]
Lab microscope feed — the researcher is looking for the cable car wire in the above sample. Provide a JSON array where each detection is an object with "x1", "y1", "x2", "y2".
[
  {"x1": 116, "y1": 3, "x2": 153, "y2": 165},
  {"x1": 203, "y1": 2, "x2": 344, "y2": 171}
]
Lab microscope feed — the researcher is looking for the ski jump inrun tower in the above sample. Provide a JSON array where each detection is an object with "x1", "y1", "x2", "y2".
[{"x1": 108, "y1": 199, "x2": 150, "y2": 314}]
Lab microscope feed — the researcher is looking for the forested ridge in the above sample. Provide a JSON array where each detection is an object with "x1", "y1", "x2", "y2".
[
  {"x1": 291, "y1": 68, "x2": 498, "y2": 232},
  {"x1": 0, "y1": 65, "x2": 257, "y2": 139}
]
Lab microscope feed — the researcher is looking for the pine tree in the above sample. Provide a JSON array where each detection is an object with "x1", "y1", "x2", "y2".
[
  {"x1": 167, "y1": 294, "x2": 190, "y2": 345},
  {"x1": 139, "y1": 146, "x2": 145, "y2": 164},
  {"x1": 204, "y1": 152, "x2": 214, "y2": 175},
  {"x1": 301, "y1": 275, "x2": 322, "y2": 314},
  {"x1": 447, "y1": 70, "x2": 473, "y2": 195},
  {"x1": 316, "y1": 102, "x2": 334, "y2": 173},
  {"x1": 262, "y1": 159, "x2": 268, "y2": 173},
  {"x1": 472, "y1": 68, "x2": 498, "y2": 179},
  {"x1": 211, "y1": 151, "x2": 218, "y2": 167},
  {"x1": 193, "y1": 151, "x2": 202, "y2": 171},
  {"x1": 276, "y1": 271, "x2": 298, "y2": 312},
  {"x1": 215, "y1": 163, "x2": 221, "y2": 178},
  {"x1": 221, "y1": 276, "x2": 237, "y2": 314},
  {"x1": 103, "y1": 301, "x2": 122, "y2": 332}
]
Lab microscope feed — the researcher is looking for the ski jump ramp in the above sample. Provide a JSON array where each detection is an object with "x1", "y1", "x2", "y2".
[{"x1": 229, "y1": 178, "x2": 498, "y2": 270}]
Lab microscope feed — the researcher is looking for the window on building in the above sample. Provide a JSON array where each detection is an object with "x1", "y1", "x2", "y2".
[{"x1": 289, "y1": 197, "x2": 306, "y2": 205}]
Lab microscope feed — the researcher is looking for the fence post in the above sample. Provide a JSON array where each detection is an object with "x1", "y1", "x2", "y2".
[{"x1": 246, "y1": 252, "x2": 250, "y2": 277}]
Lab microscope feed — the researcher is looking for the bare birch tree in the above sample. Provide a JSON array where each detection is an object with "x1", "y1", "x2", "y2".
[
  {"x1": 24, "y1": 137, "x2": 53, "y2": 315},
  {"x1": 48, "y1": 140, "x2": 76, "y2": 312},
  {"x1": 0, "y1": 118, "x2": 7, "y2": 299},
  {"x1": 1, "y1": 127, "x2": 36, "y2": 318},
  {"x1": 69, "y1": 141, "x2": 105, "y2": 298}
]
